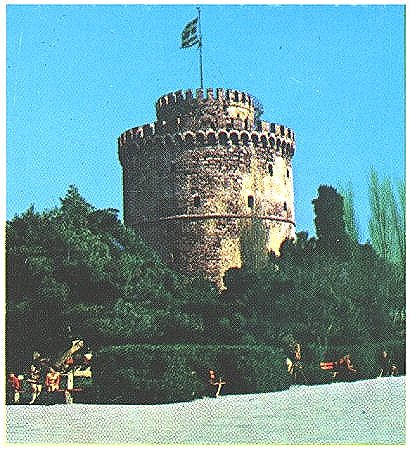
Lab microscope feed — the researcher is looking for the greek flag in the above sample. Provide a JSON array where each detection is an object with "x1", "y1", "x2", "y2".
[{"x1": 181, "y1": 17, "x2": 199, "y2": 48}]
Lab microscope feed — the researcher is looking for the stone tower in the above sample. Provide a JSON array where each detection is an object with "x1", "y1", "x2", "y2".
[{"x1": 118, "y1": 88, "x2": 296, "y2": 287}]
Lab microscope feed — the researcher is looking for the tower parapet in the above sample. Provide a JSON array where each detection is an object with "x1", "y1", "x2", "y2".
[
  {"x1": 118, "y1": 123, "x2": 295, "y2": 166},
  {"x1": 119, "y1": 88, "x2": 296, "y2": 287},
  {"x1": 155, "y1": 88, "x2": 255, "y2": 133}
]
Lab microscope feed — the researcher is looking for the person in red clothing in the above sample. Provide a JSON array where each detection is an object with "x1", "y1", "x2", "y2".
[
  {"x1": 45, "y1": 367, "x2": 61, "y2": 392},
  {"x1": 7, "y1": 373, "x2": 21, "y2": 404}
]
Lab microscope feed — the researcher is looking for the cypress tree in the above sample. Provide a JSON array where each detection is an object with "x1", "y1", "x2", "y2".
[
  {"x1": 339, "y1": 182, "x2": 360, "y2": 243},
  {"x1": 312, "y1": 185, "x2": 350, "y2": 255}
]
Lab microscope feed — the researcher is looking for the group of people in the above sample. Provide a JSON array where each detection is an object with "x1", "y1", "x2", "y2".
[
  {"x1": 316, "y1": 353, "x2": 359, "y2": 382},
  {"x1": 7, "y1": 353, "x2": 63, "y2": 405},
  {"x1": 7, "y1": 341, "x2": 94, "y2": 405},
  {"x1": 287, "y1": 343, "x2": 399, "y2": 385},
  {"x1": 8, "y1": 345, "x2": 399, "y2": 404}
]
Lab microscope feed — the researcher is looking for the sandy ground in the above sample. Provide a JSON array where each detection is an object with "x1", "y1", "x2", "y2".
[{"x1": 4, "y1": 376, "x2": 405, "y2": 445}]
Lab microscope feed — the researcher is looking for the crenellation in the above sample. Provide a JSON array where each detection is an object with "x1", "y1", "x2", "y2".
[
  {"x1": 119, "y1": 123, "x2": 295, "y2": 158},
  {"x1": 169, "y1": 92, "x2": 176, "y2": 104},
  {"x1": 216, "y1": 88, "x2": 224, "y2": 101},
  {"x1": 206, "y1": 88, "x2": 214, "y2": 99},
  {"x1": 262, "y1": 121, "x2": 272, "y2": 133}
]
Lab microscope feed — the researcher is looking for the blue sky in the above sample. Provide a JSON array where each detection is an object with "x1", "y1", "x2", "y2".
[{"x1": 6, "y1": 3, "x2": 405, "y2": 240}]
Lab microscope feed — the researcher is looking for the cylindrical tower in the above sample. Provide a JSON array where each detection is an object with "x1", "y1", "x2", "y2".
[{"x1": 118, "y1": 88, "x2": 296, "y2": 287}]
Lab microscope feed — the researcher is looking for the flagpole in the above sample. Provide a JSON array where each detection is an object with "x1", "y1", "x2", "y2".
[{"x1": 197, "y1": 7, "x2": 203, "y2": 89}]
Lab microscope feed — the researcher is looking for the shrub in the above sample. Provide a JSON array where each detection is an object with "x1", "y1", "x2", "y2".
[
  {"x1": 92, "y1": 344, "x2": 290, "y2": 404},
  {"x1": 91, "y1": 340, "x2": 405, "y2": 404}
]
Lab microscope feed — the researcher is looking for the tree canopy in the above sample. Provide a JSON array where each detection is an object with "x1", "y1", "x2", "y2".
[{"x1": 6, "y1": 182, "x2": 405, "y2": 375}]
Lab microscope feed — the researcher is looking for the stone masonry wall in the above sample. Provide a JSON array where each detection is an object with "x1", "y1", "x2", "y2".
[{"x1": 118, "y1": 88, "x2": 296, "y2": 287}]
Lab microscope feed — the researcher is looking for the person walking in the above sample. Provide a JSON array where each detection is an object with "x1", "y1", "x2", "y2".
[{"x1": 28, "y1": 365, "x2": 43, "y2": 404}]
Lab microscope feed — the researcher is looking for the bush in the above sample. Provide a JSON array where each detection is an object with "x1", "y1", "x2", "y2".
[
  {"x1": 91, "y1": 340, "x2": 405, "y2": 404},
  {"x1": 92, "y1": 344, "x2": 290, "y2": 404}
]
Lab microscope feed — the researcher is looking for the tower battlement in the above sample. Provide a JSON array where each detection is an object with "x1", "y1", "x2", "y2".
[
  {"x1": 118, "y1": 121, "x2": 295, "y2": 145},
  {"x1": 118, "y1": 124, "x2": 295, "y2": 165},
  {"x1": 155, "y1": 88, "x2": 256, "y2": 132},
  {"x1": 156, "y1": 87, "x2": 254, "y2": 113},
  {"x1": 118, "y1": 88, "x2": 296, "y2": 287}
]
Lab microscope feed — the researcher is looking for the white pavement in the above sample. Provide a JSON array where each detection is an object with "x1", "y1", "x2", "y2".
[{"x1": 5, "y1": 376, "x2": 405, "y2": 445}]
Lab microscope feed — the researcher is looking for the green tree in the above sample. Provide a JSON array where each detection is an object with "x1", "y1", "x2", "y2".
[
  {"x1": 6, "y1": 186, "x2": 225, "y2": 371},
  {"x1": 312, "y1": 185, "x2": 351, "y2": 256},
  {"x1": 339, "y1": 182, "x2": 360, "y2": 243},
  {"x1": 368, "y1": 169, "x2": 405, "y2": 268},
  {"x1": 368, "y1": 170, "x2": 390, "y2": 261},
  {"x1": 6, "y1": 184, "x2": 405, "y2": 386}
]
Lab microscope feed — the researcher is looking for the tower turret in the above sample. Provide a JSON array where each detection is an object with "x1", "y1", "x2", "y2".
[{"x1": 118, "y1": 88, "x2": 296, "y2": 287}]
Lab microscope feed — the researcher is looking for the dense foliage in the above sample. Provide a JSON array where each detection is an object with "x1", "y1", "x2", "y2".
[
  {"x1": 92, "y1": 339, "x2": 405, "y2": 404},
  {"x1": 368, "y1": 169, "x2": 405, "y2": 268},
  {"x1": 6, "y1": 186, "x2": 220, "y2": 372},
  {"x1": 6, "y1": 182, "x2": 405, "y2": 403}
]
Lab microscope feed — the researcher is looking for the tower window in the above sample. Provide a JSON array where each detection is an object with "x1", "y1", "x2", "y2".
[
  {"x1": 287, "y1": 169, "x2": 290, "y2": 178},
  {"x1": 248, "y1": 195, "x2": 254, "y2": 209},
  {"x1": 268, "y1": 164, "x2": 274, "y2": 177},
  {"x1": 193, "y1": 195, "x2": 200, "y2": 208},
  {"x1": 284, "y1": 201, "x2": 288, "y2": 211}
]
